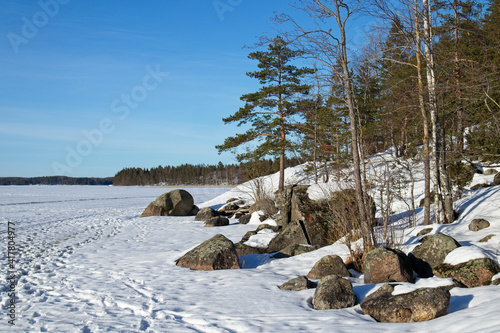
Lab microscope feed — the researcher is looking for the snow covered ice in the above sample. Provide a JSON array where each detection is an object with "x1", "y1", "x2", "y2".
[{"x1": 1, "y1": 164, "x2": 500, "y2": 332}]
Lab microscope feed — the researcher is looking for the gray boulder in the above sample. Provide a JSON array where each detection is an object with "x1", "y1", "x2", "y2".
[
  {"x1": 470, "y1": 183, "x2": 491, "y2": 190},
  {"x1": 175, "y1": 234, "x2": 240, "y2": 270},
  {"x1": 409, "y1": 233, "x2": 461, "y2": 278},
  {"x1": 364, "y1": 247, "x2": 413, "y2": 284},
  {"x1": 204, "y1": 216, "x2": 230, "y2": 227},
  {"x1": 279, "y1": 276, "x2": 317, "y2": 291},
  {"x1": 360, "y1": 284, "x2": 450, "y2": 323},
  {"x1": 239, "y1": 214, "x2": 251, "y2": 224},
  {"x1": 267, "y1": 220, "x2": 310, "y2": 252},
  {"x1": 469, "y1": 218, "x2": 490, "y2": 231},
  {"x1": 195, "y1": 207, "x2": 218, "y2": 221},
  {"x1": 484, "y1": 168, "x2": 498, "y2": 175},
  {"x1": 141, "y1": 189, "x2": 196, "y2": 217},
  {"x1": 417, "y1": 228, "x2": 433, "y2": 237},
  {"x1": 256, "y1": 224, "x2": 281, "y2": 233},
  {"x1": 434, "y1": 258, "x2": 500, "y2": 288},
  {"x1": 312, "y1": 275, "x2": 357, "y2": 310},
  {"x1": 494, "y1": 172, "x2": 500, "y2": 186},
  {"x1": 307, "y1": 255, "x2": 351, "y2": 279}
]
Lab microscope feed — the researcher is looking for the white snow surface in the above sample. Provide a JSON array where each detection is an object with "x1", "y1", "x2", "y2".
[{"x1": 1, "y1": 155, "x2": 500, "y2": 332}]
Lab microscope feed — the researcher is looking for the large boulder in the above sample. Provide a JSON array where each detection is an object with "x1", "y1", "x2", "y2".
[
  {"x1": 469, "y1": 219, "x2": 490, "y2": 231},
  {"x1": 434, "y1": 258, "x2": 500, "y2": 288},
  {"x1": 141, "y1": 189, "x2": 196, "y2": 217},
  {"x1": 312, "y1": 275, "x2": 357, "y2": 310},
  {"x1": 360, "y1": 284, "x2": 450, "y2": 323},
  {"x1": 175, "y1": 234, "x2": 240, "y2": 270},
  {"x1": 409, "y1": 233, "x2": 461, "y2": 278},
  {"x1": 364, "y1": 247, "x2": 413, "y2": 284},
  {"x1": 307, "y1": 255, "x2": 351, "y2": 279},
  {"x1": 267, "y1": 220, "x2": 309, "y2": 252},
  {"x1": 279, "y1": 276, "x2": 317, "y2": 291}
]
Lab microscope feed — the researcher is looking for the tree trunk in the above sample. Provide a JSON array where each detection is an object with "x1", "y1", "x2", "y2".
[
  {"x1": 422, "y1": 0, "x2": 442, "y2": 223},
  {"x1": 454, "y1": 0, "x2": 464, "y2": 152},
  {"x1": 333, "y1": 1, "x2": 373, "y2": 252},
  {"x1": 415, "y1": 0, "x2": 431, "y2": 225},
  {"x1": 422, "y1": 0, "x2": 454, "y2": 224},
  {"x1": 278, "y1": 64, "x2": 285, "y2": 192}
]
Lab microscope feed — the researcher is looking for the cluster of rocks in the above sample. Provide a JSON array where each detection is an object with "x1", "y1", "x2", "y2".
[
  {"x1": 142, "y1": 187, "x2": 500, "y2": 324},
  {"x1": 278, "y1": 229, "x2": 499, "y2": 322}
]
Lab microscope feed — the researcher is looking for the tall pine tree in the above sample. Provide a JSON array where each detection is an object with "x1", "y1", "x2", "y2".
[{"x1": 216, "y1": 36, "x2": 314, "y2": 191}]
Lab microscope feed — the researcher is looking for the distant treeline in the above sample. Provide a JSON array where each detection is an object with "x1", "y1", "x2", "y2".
[
  {"x1": 113, "y1": 159, "x2": 301, "y2": 186},
  {"x1": 0, "y1": 176, "x2": 114, "y2": 186}
]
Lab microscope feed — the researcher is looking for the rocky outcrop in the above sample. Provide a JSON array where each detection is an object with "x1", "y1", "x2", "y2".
[
  {"x1": 175, "y1": 234, "x2": 240, "y2": 270},
  {"x1": 364, "y1": 247, "x2": 413, "y2": 284},
  {"x1": 274, "y1": 186, "x2": 294, "y2": 226},
  {"x1": 195, "y1": 207, "x2": 218, "y2": 221},
  {"x1": 141, "y1": 189, "x2": 197, "y2": 217},
  {"x1": 307, "y1": 255, "x2": 351, "y2": 279},
  {"x1": 360, "y1": 284, "x2": 450, "y2": 323},
  {"x1": 434, "y1": 258, "x2": 500, "y2": 288},
  {"x1": 270, "y1": 186, "x2": 376, "y2": 253},
  {"x1": 204, "y1": 216, "x2": 230, "y2": 227},
  {"x1": 312, "y1": 275, "x2": 357, "y2": 310},
  {"x1": 469, "y1": 219, "x2": 490, "y2": 231},
  {"x1": 279, "y1": 276, "x2": 317, "y2": 291},
  {"x1": 409, "y1": 233, "x2": 461, "y2": 278},
  {"x1": 270, "y1": 187, "x2": 343, "y2": 251}
]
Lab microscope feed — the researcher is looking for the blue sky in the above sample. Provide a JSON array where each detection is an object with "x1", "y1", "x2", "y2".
[
  {"x1": 0, "y1": 0, "x2": 374, "y2": 178},
  {"x1": 0, "y1": 0, "x2": 295, "y2": 177}
]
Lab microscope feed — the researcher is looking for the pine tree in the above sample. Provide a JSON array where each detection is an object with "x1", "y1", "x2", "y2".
[{"x1": 216, "y1": 36, "x2": 314, "y2": 191}]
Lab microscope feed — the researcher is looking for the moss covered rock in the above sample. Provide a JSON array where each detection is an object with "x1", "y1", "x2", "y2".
[
  {"x1": 176, "y1": 234, "x2": 240, "y2": 270},
  {"x1": 434, "y1": 258, "x2": 500, "y2": 288},
  {"x1": 360, "y1": 284, "x2": 450, "y2": 323}
]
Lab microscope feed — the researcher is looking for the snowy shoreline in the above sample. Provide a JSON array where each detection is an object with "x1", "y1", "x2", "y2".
[{"x1": 1, "y1": 163, "x2": 499, "y2": 332}]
